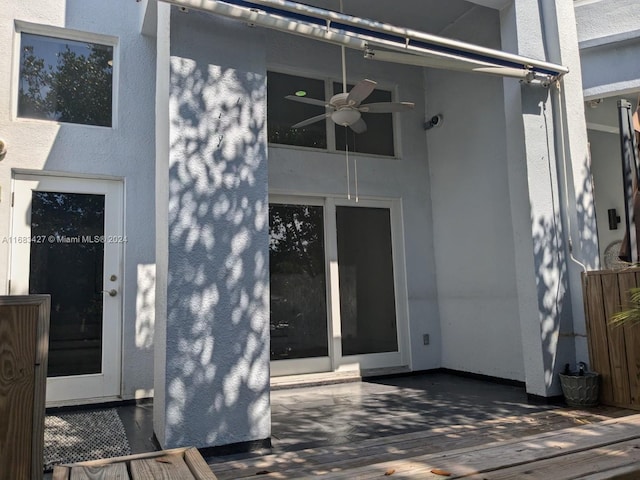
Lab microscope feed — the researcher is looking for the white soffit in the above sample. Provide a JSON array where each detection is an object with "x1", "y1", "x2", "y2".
[{"x1": 157, "y1": 0, "x2": 568, "y2": 82}]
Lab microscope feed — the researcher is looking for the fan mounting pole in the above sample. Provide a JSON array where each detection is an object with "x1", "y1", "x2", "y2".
[{"x1": 340, "y1": 0, "x2": 347, "y2": 93}]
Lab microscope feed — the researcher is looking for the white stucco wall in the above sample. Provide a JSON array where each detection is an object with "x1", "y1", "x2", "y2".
[
  {"x1": 425, "y1": 7, "x2": 524, "y2": 381},
  {"x1": 496, "y1": 0, "x2": 594, "y2": 395},
  {"x1": 0, "y1": 0, "x2": 156, "y2": 399},
  {"x1": 156, "y1": 8, "x2": 270, "y2": 449},
  {"x1": 575, "y1": 0, "x2": 640, "y2": 44},
  {"x1": 575, "y1": 0, "x2": 640, "y2": 99}
]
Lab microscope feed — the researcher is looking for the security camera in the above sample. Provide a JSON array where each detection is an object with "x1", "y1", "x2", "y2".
[{"x1": 424, "y1": 114, "x2": 443, "y2": 130}]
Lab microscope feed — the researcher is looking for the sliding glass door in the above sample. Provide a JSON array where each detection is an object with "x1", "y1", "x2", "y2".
[
  {"x1": 269, "y1": 200, "x2": 331, "y2": 375},
  {"x1": 336, "y1": 206, "x2": 398, "y2": 356},
  {"x1": 269, "y1": 196, "x2": 408, "y2": 376}
]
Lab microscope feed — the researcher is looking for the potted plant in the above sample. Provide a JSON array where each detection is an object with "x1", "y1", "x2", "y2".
[{"x1": 559, "y1": 362, "x2": 600, "y2": 407}]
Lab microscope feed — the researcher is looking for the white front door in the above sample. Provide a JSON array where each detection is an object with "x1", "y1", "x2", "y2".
[{"x1": 10, "y1": 173, "x2": 124, "y2": 404}]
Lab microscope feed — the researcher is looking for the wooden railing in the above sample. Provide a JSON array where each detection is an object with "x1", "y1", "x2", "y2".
[{"x1": 583, "y1": 268, "x2": 640, "y2": 409}]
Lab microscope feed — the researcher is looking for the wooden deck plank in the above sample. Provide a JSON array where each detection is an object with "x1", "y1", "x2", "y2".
[
  {"x1": 462, "y1": 438, "x2": 640, "y2": 479},
  {"x1": 130, "y1": 453, "x2": 196, "y2": 480},
  {"x1": 54, "y1": 447, "x2": 216, "y2": 480},
  {"x1": 210, "y1": 408, "x2": 630, "y2": 479},
  {"x1": 183, "y1": 447, "x2": 218, "y2": 479},
  {"x1": 57, "y1": 447, "x2": 190, "y2": 468},
  {"x1": 217, "y1": 419, "x2": 589, "y2": 479},
  {"x1": 580, "y1": 463, "x2": 640, "y2": 480},
  {"x1": 69, "y1": 464, "x2": 130, "y2": 480},
  {"x1": 282, "y1": 414, "x2": 640, "y2": 480}
]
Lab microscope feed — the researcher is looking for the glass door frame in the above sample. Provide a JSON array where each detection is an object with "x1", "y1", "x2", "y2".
[
  {"x1": 269, "y1": 194, "x2": 333, "y2": 377},
  {"x1": 9, "y1": 172, "x2": 124, "y2": 405},
  {"x1": 329, "y1": 196, "x2": 410, "y2": 372},
  {"x1": 269, "y1": 193, "x2": 410, "y2": 376}
]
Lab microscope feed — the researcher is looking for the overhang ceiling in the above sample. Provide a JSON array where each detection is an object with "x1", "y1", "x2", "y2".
[{"x1": 300, "y1": 0, "x2": 492, "y2": 37}]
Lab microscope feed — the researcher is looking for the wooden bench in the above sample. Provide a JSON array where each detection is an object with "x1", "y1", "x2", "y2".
[{"x1": 52, "y1": 447, "x2": 218, "y2": 479}]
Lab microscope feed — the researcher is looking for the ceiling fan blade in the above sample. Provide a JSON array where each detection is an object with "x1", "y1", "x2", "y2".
[
  {"x1": 349, "y1": 118, "x2": 367, "y2": 134},
  {"x1": 285, "y1": 95, "x2": 330, "y2": 107},
  {"x1": 346, "y1": 79, "x2": 377, "y2": 106},
  {"x1": 292, "y1": 112, "x2": 331, "y2": 128},
  {"x1": 359, "y1": 102, "x2": 415, "y2": 113}
]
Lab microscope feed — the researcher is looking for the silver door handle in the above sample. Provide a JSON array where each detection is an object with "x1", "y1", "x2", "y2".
[{"x1": 102, "y1": 289, "x2": 117, "y2": 297}]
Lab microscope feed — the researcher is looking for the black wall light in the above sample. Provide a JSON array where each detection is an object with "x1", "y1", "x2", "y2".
[{"x1": 608, "y1": 208, "x2": 621, "y2": 230}]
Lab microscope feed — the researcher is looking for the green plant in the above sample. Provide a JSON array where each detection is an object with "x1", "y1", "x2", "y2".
[{"x1": 610, "y1": 287, "x2": 640, "y2": 326}]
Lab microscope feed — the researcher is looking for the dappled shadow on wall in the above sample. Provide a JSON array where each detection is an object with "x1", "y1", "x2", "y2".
[
  {"x1": 532, "y1": 136, "x2": 598, "y2": 392},
  {"x1": 165, "y1": 58, "x2": 270, "y2": 447}
]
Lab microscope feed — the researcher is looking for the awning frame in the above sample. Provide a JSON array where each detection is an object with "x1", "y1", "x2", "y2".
[{"x1": 158, "y1": 0, "x2": 569, "y2": 83}]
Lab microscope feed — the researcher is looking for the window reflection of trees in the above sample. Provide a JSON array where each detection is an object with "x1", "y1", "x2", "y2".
[
  {"x1": 29, "y1": 192, "x2": 106, "y2": 377},
  {"x1": 18, "y1": 34, "x2": 113, "y2": 127},
  {"x1": 269, "y1": 204, "x2": 329, "y2": 360}
]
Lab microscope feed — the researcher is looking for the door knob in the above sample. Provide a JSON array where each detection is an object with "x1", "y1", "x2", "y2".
[{"x1": 102, "y1": 289, "x2": 117, "y2": 297}]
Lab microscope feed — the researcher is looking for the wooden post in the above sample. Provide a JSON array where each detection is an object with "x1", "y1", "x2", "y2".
[{"x1": 0, "y1": 295, "x2": 50, "y2": 480}]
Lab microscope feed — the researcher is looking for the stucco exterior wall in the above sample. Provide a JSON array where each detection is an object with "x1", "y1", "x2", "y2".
[
  {"x1": 0, "y1": 0, "x2": 156, "y2": 400},
  {"x1": 425, "y1": 7, "x2": 524, "y2": 381},
  {"x1": 575, "y1": 0, "x2": 640, "y2": 98},
  {"x1": 498, "y1": 0, "x2": 594, "y2": 396},
  {"x1": 575, "y1": 0, "x2": 640, "y2": 44},
  {"x1": 155, "y1": 8, "x2": 270, "y2": 449}
]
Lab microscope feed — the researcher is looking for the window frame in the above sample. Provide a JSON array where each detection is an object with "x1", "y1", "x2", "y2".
[
  {"x1": 13, "y1": 21, "x2": 119, "y2": 129},
  {"x1": 267, "y1": 66, "x2": 402, "y2": 159}
]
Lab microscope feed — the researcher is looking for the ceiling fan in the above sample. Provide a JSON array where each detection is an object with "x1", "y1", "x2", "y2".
[
  {"x1": 282, "y1": 1, "x2": 414, "y2": 202},
  {"x1": 285, "y1": 79, "x2": 415, "y2": 134}
]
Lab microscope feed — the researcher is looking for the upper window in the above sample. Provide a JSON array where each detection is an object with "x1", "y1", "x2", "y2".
[
  {"x1": 18, "y1": 33, "x2": 113, "y2": 127},
  {"x1": 267, "y1": 71, "x2": 327, "y2": 149},
  {"x1": 333, "y1": 82, "x2": 395, "y2": 157},
  {"x1": 267, "y1": 71, "x2": 396, "y2": 157}
]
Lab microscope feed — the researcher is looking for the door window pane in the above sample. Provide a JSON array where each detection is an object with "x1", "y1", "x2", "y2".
[
  {"x1": 336, "y1": 206, "x2": 398, "y2": 355},
  {"x1": 29, "y1": 192, "x2": 105, "y2": 377},
  {"x1": 333, "y1": 82, "x2": 395, "y2": 156},
  {"x1": 269, "y1": 204, "x2": 328, "y2": 360},
  {"x1": 18, "y1": 33, "x2": 113, "y2": 126},
  {"x1": 268, "y1": 71, "x2": 327, "y2": 149}
]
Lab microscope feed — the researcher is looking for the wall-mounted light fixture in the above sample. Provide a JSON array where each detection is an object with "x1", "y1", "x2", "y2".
[
  {"x1": 0, "y1": 139, "x2": 6, "y2": 161},
  {"x1": 608, "y1": 208, "x2": 621, "y2": 230}
]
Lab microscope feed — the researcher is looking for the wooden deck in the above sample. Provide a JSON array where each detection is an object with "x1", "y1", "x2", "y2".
[
  {"x1": 53, "y1": 447, "x2": 217, "y2": 480},
  {"x1": 208, "y1": 407, "x2": 640, "y2": 479}
]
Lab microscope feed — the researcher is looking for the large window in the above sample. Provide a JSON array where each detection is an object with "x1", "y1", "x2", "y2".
[
  {"x1": 267, "y1": 71, "x2": 396, "y2": 156},
  {"x1": 267, "y1": 71, "x2": 327, "y2": 149},
  {"x1": 333, "y1": 82, "x2": 395, "y2": 157},
  {"x1": 18, "y1": 33, "x2": 114, "y2": 127}
]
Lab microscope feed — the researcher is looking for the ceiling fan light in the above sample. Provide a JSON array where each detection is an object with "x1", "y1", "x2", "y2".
[{"x1": 331, "y1": 109, "x2": 361, "y2": 126}]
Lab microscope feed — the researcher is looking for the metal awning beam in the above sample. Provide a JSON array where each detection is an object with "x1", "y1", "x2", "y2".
[{"x1": 158, "y1": 0, "x2": 569, "y2": 82}]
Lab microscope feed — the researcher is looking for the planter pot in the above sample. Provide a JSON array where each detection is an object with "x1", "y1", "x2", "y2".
[{"x1": 559, "y1": 372, "x2": 600, "y2": 407}]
